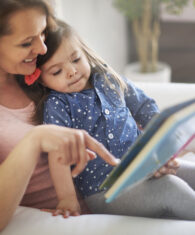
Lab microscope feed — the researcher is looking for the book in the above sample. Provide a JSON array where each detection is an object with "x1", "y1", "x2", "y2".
[
  {"x1": 172, "y1": 134, "x2": 195, "y2": 158},
  {"x1": 100, "y1": 98, "x2": 195, "y2": 203}
]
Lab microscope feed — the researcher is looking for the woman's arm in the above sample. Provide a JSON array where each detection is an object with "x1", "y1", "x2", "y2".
[
  {"x1": 0, "y1": 126, "x2": 42, "y2": 231},
  {"x1": 0, "y1": 124, "x2": 119, "y2": 231}
]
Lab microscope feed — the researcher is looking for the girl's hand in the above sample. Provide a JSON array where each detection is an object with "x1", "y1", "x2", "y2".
[
  {"x1": 54, "y1": 198, "x2": 81, "y2": 218},
  {"x1": 153, "y1": 158, "x2": 180, "y2": 178},
  {"x1": 41, "y1": 197, "x2": 81, "y2": 218}
]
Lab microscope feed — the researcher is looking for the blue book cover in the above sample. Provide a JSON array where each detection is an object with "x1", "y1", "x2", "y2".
[{"x1": 100, "y1": 99, "x2": 195, "y2": 203}]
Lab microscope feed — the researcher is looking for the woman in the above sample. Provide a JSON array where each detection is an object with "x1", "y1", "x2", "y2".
[{"x1": 0, "y1": 0, "x2": 119, "y2": 231}]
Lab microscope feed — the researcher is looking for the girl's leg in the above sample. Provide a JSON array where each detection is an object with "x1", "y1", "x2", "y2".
[
  {"x1": 176, "y1": 159, "x2": 195, "y2": 190},
  {"x1": 85, "y1": 175, "x2": 195, "y2": 220}
]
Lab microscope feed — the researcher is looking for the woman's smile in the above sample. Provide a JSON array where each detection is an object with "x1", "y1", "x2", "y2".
[{"x1": 23, "y1": 57, "x2": 37, "y2": 66}]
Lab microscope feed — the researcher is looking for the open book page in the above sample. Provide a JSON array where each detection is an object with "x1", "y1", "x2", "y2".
[
  {"x1": 173, "y1": 134, "x2": 195, "y2": 158},
  {"x1": 100, "y1": 99, "x2": 195, "y2": 190},
  {"x1": 100, "y1": 99, "x2": 195, "y2": 203}
]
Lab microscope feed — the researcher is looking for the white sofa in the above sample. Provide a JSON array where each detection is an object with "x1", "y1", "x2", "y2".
[{"x1": 2, "y1": 82, "x2": 195, "y2": 235}]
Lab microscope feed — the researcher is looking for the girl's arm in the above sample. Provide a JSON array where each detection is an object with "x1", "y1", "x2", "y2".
[
  {"x1": 48, "y1": 154, "x2": 81, "y2": 217},
  {"x1": 123, "y1": 80, "x2": 180, "y2": 178},
  {"x1": 124, "y1": 79, "x2": 159, "y2": 128}
]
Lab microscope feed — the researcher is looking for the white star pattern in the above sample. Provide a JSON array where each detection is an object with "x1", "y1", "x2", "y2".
[{"x1": 44, "y1": 74, "x2": 159, "y2": 197}]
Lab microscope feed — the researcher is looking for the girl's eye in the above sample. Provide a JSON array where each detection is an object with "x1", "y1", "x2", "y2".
[
  {"x1": 73, "y1": 58, "x2": 80, "y2": 63},
  {"x1": 52, "y1": 69, "x2": 62, "y2": 76},
  {"x1": 21, "y1": 42, "x2": 32, "y2": 48}
]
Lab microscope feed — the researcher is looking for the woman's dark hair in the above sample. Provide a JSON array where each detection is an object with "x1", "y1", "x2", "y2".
[
  {"x1": 16, "y1": 21, "x2": 63, "y2": 124},
  {"x1": 37, "y1": 20, "x2": 64, "y2": 68},
  {"x1": 16, "y1": 78, "x2": 49, "y2": 124},
  {"x1": 0, "y1": 0, "x2": 56, "y2": 37},
  {"x1": 3, "y1": 0, "x2": 57, "y2": 124}
]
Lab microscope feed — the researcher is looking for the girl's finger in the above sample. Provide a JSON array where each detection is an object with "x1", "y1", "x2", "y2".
[
  {"x1": 167, "y1": 159, "x2": 180, "y2": 168},
  {"x1": 153, "y1": 171, "x2": 161, "y2": 178},
  {"x1": 159, "y1": 166, "x2": 166, "y2": 174},
  {"x1": 63, "y1": 210, "x2": 70, "y2": 218},
  {"x1": 40, "y1": 208, "x2": 55, "y2": 213},
  {"x1": 71, "y1": 211, "x2": 80, "y2": 216},
  {"x1": 167, "y1": 168, "x2": 177, "y2": 175},
  {"x1": 52, "y1": 209, "x2": 63, "y2": 216}
]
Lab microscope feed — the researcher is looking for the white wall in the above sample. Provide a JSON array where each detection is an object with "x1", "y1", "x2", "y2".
[{"x1": 54, "y1": 0, "x2": 128, "y2": 74}]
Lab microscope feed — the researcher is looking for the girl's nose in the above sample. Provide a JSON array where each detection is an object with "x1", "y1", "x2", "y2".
[
  {"x1": 67, "y1": 65, "x2": 77, "y2": 78},
  {"x1": 32, "y1": 35, "x2": 47, "y2": 55}
]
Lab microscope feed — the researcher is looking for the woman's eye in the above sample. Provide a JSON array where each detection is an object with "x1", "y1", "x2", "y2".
[
  {"x1": 73, "y1": 58, "x2": 80, "y2": 63},
  {"x1": 41, "y1": 31, "x2": 46, "y2": 42},
  {"x1": 21, "y1": 42, "x2": 32, "y2": 48},
  {"x1": 42, "y1": 28, "x2": 48, "y2": 37},
  {"x1": 52, "y1": 69, "x2": 62, "y2": 76}
]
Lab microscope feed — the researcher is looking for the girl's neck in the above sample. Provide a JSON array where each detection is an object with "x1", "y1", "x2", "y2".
[{"x1": 84, "y1": 80, "x2": 93, "y2": 90}]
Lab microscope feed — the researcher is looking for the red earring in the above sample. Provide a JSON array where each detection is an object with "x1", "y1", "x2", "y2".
[{"x1": 25, "y1": 68, "x2": 41, "y2": 86}]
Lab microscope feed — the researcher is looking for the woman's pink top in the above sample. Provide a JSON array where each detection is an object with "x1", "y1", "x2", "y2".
[{"x1": 0, "y1": 103, "x2": 57, "y2": 209}]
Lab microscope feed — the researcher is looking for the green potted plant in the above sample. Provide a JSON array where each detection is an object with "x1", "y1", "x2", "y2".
[{"x1": 113, "y1": 0, "x2": 195, "y2": 82}]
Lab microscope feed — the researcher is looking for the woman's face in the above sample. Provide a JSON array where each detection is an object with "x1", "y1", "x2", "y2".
[{"x1": 0, "y1": 8, "x2": 47, "y2": 77}]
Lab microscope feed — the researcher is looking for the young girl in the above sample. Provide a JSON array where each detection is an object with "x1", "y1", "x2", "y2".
[{"x1": 29, "y1": 21, "x2": 195, "y2": 220}]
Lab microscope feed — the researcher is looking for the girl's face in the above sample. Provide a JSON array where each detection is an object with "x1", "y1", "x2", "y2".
[
  {"x1": 41, "y1": 37, "x2": 91, "y2": 93},
  {"x1": 0, "y1": 8, "x2": 47, "y2": 77}
]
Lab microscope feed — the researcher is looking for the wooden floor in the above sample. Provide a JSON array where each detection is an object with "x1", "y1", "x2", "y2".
[{"x1": 129, "y1": 22, "x2": 195, "y2": 83}]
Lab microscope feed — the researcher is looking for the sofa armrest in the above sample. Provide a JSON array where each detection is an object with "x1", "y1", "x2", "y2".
[{"x1": 135, "y1": 82, "x2": 195, "y2": 110}]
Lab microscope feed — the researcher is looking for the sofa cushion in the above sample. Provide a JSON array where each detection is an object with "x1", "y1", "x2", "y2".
[{"x1": 2, "y1": 206, "x2": 195, "y2": 235}]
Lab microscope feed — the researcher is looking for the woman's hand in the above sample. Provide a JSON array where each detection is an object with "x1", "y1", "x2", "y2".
[
  {"x1": 153, "y1": 158, "x2": 180, "y2": 178},
  {"x1": 31, "y1": 125, "x2": 120, "y2": 176}
]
